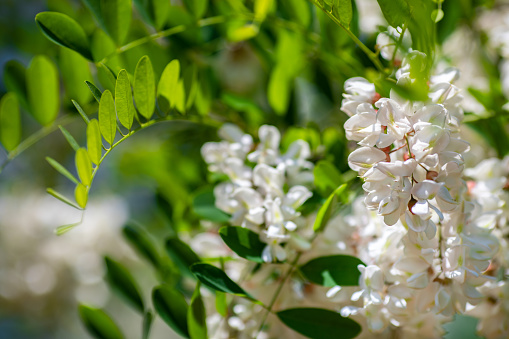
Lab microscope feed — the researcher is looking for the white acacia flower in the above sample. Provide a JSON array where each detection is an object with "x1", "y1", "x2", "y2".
[
  {"x1": 248, "y1": 125, "x2": 281, "y2": 165},
  {"x1": 341, "y1": 77, "x2": 378, "y2": 116}
]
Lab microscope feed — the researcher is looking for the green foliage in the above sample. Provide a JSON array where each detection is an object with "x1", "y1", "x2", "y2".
[
  {"x1": 219, "y1": 226, "x2": 266, "y2": 263},
  {"x1": 104, "y1": 256, "x2": 145, "y2": 313},
  {"x1": 98, "y1": 90, "x2": 117, "y2": 146},
  {"x1": 152, "y1": 285, "x2": 189, "y2": 338},
  {"x1": 190, "y1": 263, "x2": 252, "y2": 299},
  {"x1": 314, "y1": 160, "x2": 344, "y2": 197},
  {"x1": 26, "y1": 55, "x2": 60, "y2": 126},
  {"x1": 78, "y1": 304, "x2": 124, "y2": 339},
  {"x1": 134, "y1": 56, "x2": 156, "y2": 120},
  {"x1": 166, "y1": 237, "x2": 201, "y2": 277},
  {"x1": 192, "y1": 189, "x2": 230, "y2": 223},
  {"x1": 187, "y1": 283, "x2": 207, "y2": 339},
  {"x1": 86, "y1": 81, "x2": 103, "y2": 102},
  {"x1": 300, "y1": 255, "x2": 364, "y2": 287},
  {"x1": 46, "y1": 187, "x2": 81, "y2": 210},
  {"x1": 84, "y1": 0, "x2": 132, "y2": 45},
  {"x1": 442, "y1": 314, "x2": 484, "y2": 339},
  {"x1": 134, "y1": 0, "x2": 170, "y2": 29},
  {"x1": 157, "y1": 60, "x2": 181, "y2": 114},
  {"x1": 313, "y1": 184, "x2": 348, "y2": 232},
  {"x1": 87, "y1": 119, "x2": 103, "y2": 165},
  {"x1": 46, "y1": 157, "x2": 79, "y2": 185},
  {"x1": 59, "y1": 48, "x2": 93, "y2": 104},
  {"x1": 115, "y1": 70, "x2": 135, "y2": 130},
  {"x1": 277, "y1": 308, "x2": 361, "y2": 339},
  {"x1": 35, "y1": 12, "x2": 93, "y2": 60},
  {"x1": 0, "y1": 93, "x2": 21, "y2": 151},
  {"x1": 123, "y1": 224, "x2": 161, "y2": 269},
  {"x1": 76, "y1": 147, "x2": 93, "y2": 186},
  {"x1": 75, "y1": 183, "x2": 88, "y2": 208}
]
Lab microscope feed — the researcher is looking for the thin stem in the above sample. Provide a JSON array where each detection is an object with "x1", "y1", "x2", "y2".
[
  {"x1": 98, "y1": 15, "x2": 227, "y2": 64},
  {"x1": 309, "y1": 0, "x2": 386, "y2": 74},
  {"x1": 0, "y1": 115, "x2": 76, "y2": 174}
]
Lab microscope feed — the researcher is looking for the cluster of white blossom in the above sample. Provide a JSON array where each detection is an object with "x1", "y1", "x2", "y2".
[
  {"x1": 338, "y1": 51, "x2": 507, "y2": 337},
  {"x1": 201, "y1": 124, "x2": 314, "y2": 262}
]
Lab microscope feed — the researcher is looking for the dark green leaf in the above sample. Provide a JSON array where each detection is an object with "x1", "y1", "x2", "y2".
[
  {"x1": 192, "y1": 189, "x2": 230, "y2": 223},
  {"x1": 86, "y1": 81, "x2": 103, "y2": 103},
  {"x1": 59, "y1": 125, "x2": 80, "y2": 151},
  {"x1": 123, "y1": 224, "x2": 161, "y2": 268},
  {"x1": 47, "y1": 188, "x2": 81, "y2": 210},
  {"x1": 76, "y1": 147, "x2": 93, "y2": 186},
  {"x1": 99, "y1": 90, "x2": 117, "y2": 146},
  {"x1": 188, "y1": 283, "x2": 207, "y2": 339},
  {"x1": 115, "y1": 69, "x2": 135, "y2": 130},
  {"x1": 78, "y1": 304, "x2": 124, "y2": 339},
  {"x1": 190, "y1": 263, "x2": 251, "y2": 298},
  {"x1": 0, "y1": 93, "x2": 21, "y2": 151},
  {"x1": 46, "y1": 156, "x2": 79, "y2": 184},
  {"x1": 87, "y1": 119, "x2": 102, "y2": 165},
  {"x1": 104, "y1": 256, "x2": 145, "y2": 313},
  {"x1": 142, "y1": 311, "x2": 154, "y2": 339},
  {"x1": 134, "y1": 56, "x2": 156, "y2": 120},
  {"x1": 277, "y1": 308, "x2": 361, "y2": 339},
  {"x1": 166, "y1": 237, "x2": 201, "y2": 276},
  {"x1": 268, "y1": 66, "x2": 290, "y2": 115},
  {"x1": 443, "y1": 314, "x2": 483, "y2": 339},
  {"x1": 26, "y1": 55, "x2": 59, "y2": 126},
  {"x1": 152, "y1": 285, "x2": 189, "y2": 338},
  {"x1": 72, "y1": 99, "x2": 91, "y2": 124},
  {"x1": 35, "y1": 12, "x2": 92, "y2": 60},
  {"x1": 75, "y1": 183, "x2": 88, "y2": 208},
  {"x1": 182, "y1": 0, "x2": 208, "y2": 19},
  {"x1": 219, "y1": 226, "x2": 265, "y2": 263},
  {"x1": 300, "y1": 255, "x2": 364, "y2": 287},
  {"x1": 134, "y1": 0, "x2": 170, "y2": 29},
  {"x1": 313, "y1": 184, "x2": 348, "y2": 232},
  {"x1": 3, "y1": 60, "x2": 29, "y2": 111},
  {"x1": 97, "y1": 63, "x2": 117, "y2": 94}
]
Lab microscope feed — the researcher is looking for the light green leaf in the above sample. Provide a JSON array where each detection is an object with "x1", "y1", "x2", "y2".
[
  {"x1": 46, "y1": 156, "x2": 79, "y2": 184},
  {"x1": 299, "y1": 255, "x2": 364, "y2": 287},
  {"x1": 277, "y1": 308, "x2": 361, "y2": 339},
  {"x1": 254, "y1": 0, "x2": 273, "y2": 22},
  {"x1": 59, "y1": 48, "x2": 93, "y2": 104},
  {"x1": 157, "y1": 60, "x2": 180, "y2": 114},
  {"x1": 86, "y1": 81, "x2": 103, "y2": 103},
  {"x1": 227, "y1": 23, "x2": 259, "y2": 42},
  {"x1": 115, "y1": 69, "x2": 135, "y2": 130},
  {"x1": 104, "y1": 256, "x2": 145, "y2": 313},
  {"x1": 134, "y1": 0, "x2": 170, "y2": 29},
  {"x1": 313, "y1": 184, "x2": 348, "y2": 233},
  {"x1": 72, "y1": 99, "x2": 91, "y2": 124},
  {"x1": 314, "y1": 161, "x2": 343, "y2": 196},
  {"x1": 281, "y1": 0, "x2": 311, "y2": 27},
  {"x1": 47, "y1": 188, "x2": 81, "y2": 210},
  {"x1": 182, "y1": 0, "x2": 208, "y2": 19},
  {"x1": 219, "y1": 226, "x2": 266, "y2": 263},
  {"x1": 35, "y1": 12, "x2": 93, "y2": 60},
  {"x1": 152, "y1": 286, "x2": 189, "y2": 338},
  {"x1": 134, "y1": 56, "x2": 156, "y2": 120},
  {"x1": 55, "y1": 221, "x2": 82, "y2": 235},
  {"x1": 0, "y1": 93, "x2": 21, "y2": 151},
  {"x1": 215, "y1": 292, "x2": 227, "y2": 317},
  {"x1": 97, "y1": 63, "x2": 117, "y2": 94},
  {"x1": 166, "y1": 237, "x2": 201, "y2": 277},
  {"x1": 78, "y1": 304, "x2": 124, "y2": 339},
  {"x1": 58, "y1": 125, "x2": 80, "y2": 151},
  {"x1": 192, "y1": 189, "x2": 230, "y2": 223},
  {"x1": 123, "y1": 225, "x2": 161, "y2": 268},
  {"x1": 268, "y1": 66, "x2": 291, "y2": 115},
  {"x1": 142, "y1": 311, "x2": 154, "y2": 339},
  {"x1": 87, "y1": 119, "x2": 102, "y2": 165},
  {"x1": 174, "y1": 80, "x2": 186, "y2": 114},
  {"x1": 190, "y1": 263, "x2": 251, "y2": 299},
  {"x1": 76, "y1": 148, "x2": 92, "y2": 186},
  {"x1": 99, "y1": 90, "x2": 117, "y2": 146},
  {"x1": 26, "y1": 55, "x2": 60, "y2": 126},
  {"x1": 188, "y1": 283, "x2": 207, "y2": 339},
  {"x1": 101, "y1": 0, "x2": 132, "y2": 45},
  {"x1": 332, "y1": 0, "x2": 353, "y2": 28},
  {"x1": 3, "y1": 60, "x2": 29, "y2": 111},
  {"x1": 75, "y1": 183, "x2": 88, "y2": 208}
]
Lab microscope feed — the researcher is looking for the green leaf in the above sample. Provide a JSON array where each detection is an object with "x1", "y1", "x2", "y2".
[
  {"x1": 3, "y1": 60, "x2": 29, "y2": 111},
  {"x1": 277, "y1": 308, "x2": 361, "y2": 339},
  {"x1": 123, "y1": 224, "x2": 161, "y2": 268},
  {"x1": 78, "y1": 304, "x2": 124, "y2": 339},
  {"x1": 174, "y1": 80, "x2": 186, "y2": 114},
  {"x1": 0, "y1": 93, "x2": 21, "y2": 151},
  {"x1": 142, "y1": 311, "x2": 154, "y2": 339},
  {"x1": 192, "y1": 189, "x2": 230, "y2": 223},
  {"x1": 59, "y1": 125, "x2": 80, "y2": 151},
  {"x1": 314, "y1": 161, "x2": 343, "y2": 196},
  {"x1": 443, "y1": 314, "x2": 483, "y2": 339},
  {"x1": 76, "y1": 148, "x2": 93, "y2": 186},
  {"x1": 86, "y1": 81, "x2": 103, "y2": 103},
  {"x1": 104, "y1": 256, "x2": 145, "y2": 313},
  {"x1": 101, "y1": 0, "x2": 132, "y2": 45},
  {"x1": 182, "y1": 0, "x2": 208, "y2": 19},
  {"x1": 134, "y1": 0, "x2": 170, "y2": 29},
  {"x1": 75, "y1": 183, "x2": 88, "y2": 208},
  {"x1": 99, "y1": 90, "x2": 117, "y2": 146},
  {"x1": 313, "y1": 184, "x2": 348, "y2": 233},
  {"x1": 331, "y1": 0, "x2": 353, "y2": 28},
  {"x1": 215, "y1": 292, "x2": 227, "y2": 317},
  {"x1": 35, "y1": 12, "x2": 92, "y2": 60},
  {"x1": 190, "y1": 263, "x2": 250, "y2": 298},
  {"x1": 26, "y1": 55, "x2": 60, "y2": 126},
  {"x1": 219, "y1": 226, "x2": 265, "y2": 263},
  {"x1": 60, "y1": 48, "x2": 93, "y2": 104},
  {"x1": 254, "y1": 0, "x2": 273, "y2": 22},
  {"x1": 87, "y1": 119, "x2": 102, "y2": 165},
  {"x1": 227, "y1": 23, "x2": 259, "y2": 42},
  {"x1": 300, "y1": 255, "x2": 364, "y2": 287},
  {"x1": 55, "y1": 220, "x2": 82, "y2": 235},
  {"x1": 157, "y1": 60, "x2": 180, "y2": 114},
  {"x1": 134, "y1": 56, "x2": 156, "y2": 120},
  {"x1": 152, "y1": 285, "x2": 189, "y2": 338},
  {"x1": 46, "y1": 157, "x2": 79, "y2": 184},
  {"x1": 166, "y1": 237, "x2": 201, "y2": 276},
  {"x1": 47, "y1": 188, "x2": 81, "y2": 210},
  {"x1": 97, "y1": 63, "x2": 117, "y2": 94},
  {"x1": 72, "y1": 100, "x2": 91, "y2": 124},
  {"x1": 115, "y1": 69, "x2": 135, "y2": 130},
  {"x1": 268, "y1": 66, "x2": 290, "y2": 115},
  {"x1": 188, "y1": 283, "x2": 207, "y2": 339}
]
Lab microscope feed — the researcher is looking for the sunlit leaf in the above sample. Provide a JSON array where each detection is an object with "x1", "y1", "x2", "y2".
[
  {"x1": 26, "y1": 55, "x2": 60, "y2": 126},
  {"x1": 219, "y1": 226, "x2": 265, "y2": 263},
  {"x1": 47, "y1": 188, "x2": 81, "y2": 210},
  {"x1": 35, "y1": 12, "x2": 92, "y2": 60},
  {"x1": 313, "y1": 184, "x2": 348, "y2": 233},
  {"x1": 254, "y1": 0, "x2": 273, "y2": 22},
  {"x1": 55, "y1": 221, "x2": 82, "y2": 235},
  {"x1": 134, "y1": 56, "x2": 155, "y2": 120},
  {"x1": 75, "y1": 183, "x2": 88, "y2": 208},
  {"x1": 60, "y1": 48, "x2": 93, "y2": 104},
  {"x1": 314, "y1": 161, "x2": 343, "y2": 196},
  {"x1": 99, "y1": 90, "x2": 117, "y2": 146},
  {"x1": 157, "y1": 59, "x2": 180, "y2": 113},
  {"x1": 268, "y1": 66, "x2": 290, "y2": 115},
  {"x1": 87, "y1": 119, "x2": 102, "y2": 165},
  {"x1": 84, "y1": 0, "x2": 132, "y2": 46},
  {"x1": 188, "y1": 283, "x2": 207, "y2": 339},
  {"x1": 215, "y1": 292, "x2": 227, "y2": 317},
  {"x1": 86, "y1": 81, "x2": 102, "y2": 103},
  {"x1": 78, "y1": 304, "x2": 124, "y2": 339},
  {"x1": 97, "y1": 63, "x2": 117, "y2": 94},
  {"x1": 46, "y1": 156, "x2": 79, "y2": 184},
  {"x1": 300, "y1": 255, "x2": 364, "y2": 287},
  {"x1": 152, "y1": 285, "x2": 189, "y2": 338},
  {"x1": 0, "y1": 93, "x2": 21, "y2": 151},
  {"x1": 104, "y1": 256, "x2": 145, "y2": 313},
  {"x1": 115, "y1": 69, "x2": 135, "y2": 130},
  {"x1": 76, "y1": 147, "x2": 93, "y2": 186}
]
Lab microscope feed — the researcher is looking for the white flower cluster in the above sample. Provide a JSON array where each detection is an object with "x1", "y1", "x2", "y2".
[
  {"x1": 201, "y1": 124, "x2": 314, "y2": 262},
  {"x1": 338, "y1": 54, "x2": 505, "y2": 337}
]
